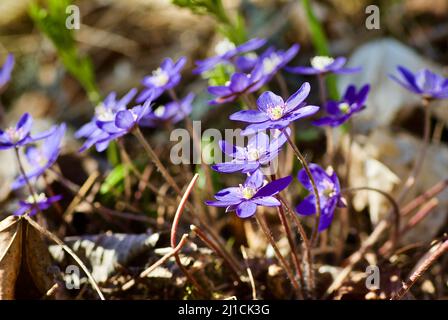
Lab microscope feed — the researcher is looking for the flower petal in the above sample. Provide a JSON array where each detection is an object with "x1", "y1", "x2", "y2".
[
  {"x1": 254, "y1": 175, "x2": 292, "y2": 197},
  {"x1": 236, "y1": 201, "x2": 257, "y2": 218}
]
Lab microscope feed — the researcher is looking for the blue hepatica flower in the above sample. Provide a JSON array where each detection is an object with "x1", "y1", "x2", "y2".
[
  {"x1": 286, "y1": 56, "x2": 361, "y2": 75},
  {"x1": 94, "y1": 98, "x2": 153, "y2": 149},
  {"x1": 140, "y1": 93, "x2": 194, "y2": 127},
  {"x1": 389, "y1": 66, "x2": 448, "y2": 100},
  {"x1": 76, "y1": 88, "x2": 137, "y2": 152},
  {"x1": 206, "y1": 170, "x2": 292, "y2": 218},
  {"x1": 12, "y1": 123, "x2": 66, "y2": 189},
  {"x1": 0, "y1": 113, "x2": 55, "y2": 150},
  {"x1": 194, "y1": 38, "x2": 266, "y2": 75},
  {"x1": 207, "y1": 64, "x2": 265, "y2": 105},
  {"x1": 212, "y1": 129, "x2": 289, "y2": 174},
  {"x1": 252, "y1": 44, "x2": 300, "y2": 84},
  {"x1": 229, "y1": 83, "x2": 319, "y2": 135},
  {"x1": 296, "y1": 164, "x2": 346, "y2": 232},
  {"x1": 313, "y1": 84, "x2": 370, "y2": 127},
  {"x1": 14, "y1": 193, "x2": 62, "y2": 216},
  {"x1": 0, "y1": 53, "x2": 14, "y2": 88},
  {"x1": 137, "y1": 57, "x2": 186, "y2": 102}
]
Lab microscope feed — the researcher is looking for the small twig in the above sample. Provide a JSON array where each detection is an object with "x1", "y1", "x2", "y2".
[
  {"x1": 121, "y1": 234, "x2": 189, "y2": 291},
  {"x1": 190, "y1": 224, "x2": 242, "y2": 281},
  {"x1": 342, "y1": 186, "x2": 400, "y2": 248},
  {"x1": 23, "y1": 215, "x2": 105, "y2": 300},
  {"x1": 240, "y1": 246, "x2": 257, "y2": 300},
  {"x1": 170, "y1": 173, "x2": 207, "y2": 296},
  {"x1": 400, "y1": 178, "x2": 448, "y2": 216},
  {"x1": 391, "y1": 238, "x2": 448, "y2": 300}
]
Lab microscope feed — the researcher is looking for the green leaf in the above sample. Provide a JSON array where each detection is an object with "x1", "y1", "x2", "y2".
[
  {"x1": 100, "y1": 164, "x2": 126, "y2": 195},
  {"x1": 29, "y1": 0, "x2": 100, "y2": 104},
  {"x1": 301, "y1": 0, "x2": 339, "y2": 100}
]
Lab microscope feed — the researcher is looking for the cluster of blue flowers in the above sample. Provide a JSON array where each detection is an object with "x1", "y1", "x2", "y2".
[{"x1": 1, "y1": 34, "x2": 448, "y2": 230}]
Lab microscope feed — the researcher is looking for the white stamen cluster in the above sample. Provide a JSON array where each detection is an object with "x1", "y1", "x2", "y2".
[
  {"x1": 240, "y1": 184, "x2": 256, "y2": 200},
  {"x1": 266, "y1": 105, "x2": 285, "y2": 120},
  {"x1": 95, "y1": 103, "x2": 115, "y2": 122},
  {"x1": 262, "y1": 53, "x2": 282, "y2": 74},
  {"x1": 25, "y1": 193, "x2": 47, "y2": 204},
  {"x1": 215, "y1": 39, "x2": 236, "y2": 55},
  {"x1": 152, "y1": 68, "x2": 169, "y2": 87},
  {"x1": 310, "y1": 56, "x2": 335, "y2": 70}
]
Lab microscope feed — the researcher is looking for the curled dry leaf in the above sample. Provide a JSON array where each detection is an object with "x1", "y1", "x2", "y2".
[
  {"x1": 0, "y1": 216, "x2": 21, "y2": 300},
  {"x1": 0, "y1": 216, "x2": 53, "y2": 299}
]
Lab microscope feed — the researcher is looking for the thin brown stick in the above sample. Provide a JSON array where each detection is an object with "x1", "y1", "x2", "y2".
[
  {"x1": 191, "y1": 224, "x2": 241, "y2": 280},
  {"x1": 391, "y1": 238, "x2": 448, "y2": 300},
  {"x1": 121, "y1": 234, "x2": 189, "y2": 291},
  {"x1": 170, "y1": 173, "x2": 206, "y2": 296},
  {"x1": 240, "y1": 246, "x2": 257, "y2": 300},
  {"x1": 400, "y1": 178, "x2": 448, "y2": 216},
  {"x1": 23, "y1": 215, "x2": 105, "y2": 300}
]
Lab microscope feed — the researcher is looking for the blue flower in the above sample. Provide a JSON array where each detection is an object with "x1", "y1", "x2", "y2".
[
  {"x1": 194, "y1": 38, "x2": 266, "y2": 74},
  {"x1": 206, "y1": 170, "x2": 292, "y2": 218},
  {"x1": 0, "y1": 113, "x2": 55, "y2": 150},
  {"x1": 14, "y1": 193, "x2": 62, "y2": 216},
  {"x1": 12, "y1": 123, "x2": 66, "y2": 189},
  {"x1": 389, "y1": 66, "x2": 448, "y2": 99},
  {"x1": 286, "y1": 56, "x2": 361, "y2": 75},
  {"x1": 313, "y1": 84, "x2": 370, "y2": 127},
  {"x1": 229, "y1": 83, "x2": 319, "y2": 135},
  {"x1": 140, "y1": 93, "x2": 195, "y2": 127},
  {"x1": 212, "y1": 129, "x2": 289, "y2": 174},
  {"x1": 76, "y1": 88, "x2": 137, "y2": 152},
  {"x1": 207, "y1": 64, "x2": 265, "y2": 105},
  {"x1": 137, "y1": 57, "x2": 186, "y2": 102},
  {"x1": 296, "y1": 164, "x2": 346, "y2": 232}
]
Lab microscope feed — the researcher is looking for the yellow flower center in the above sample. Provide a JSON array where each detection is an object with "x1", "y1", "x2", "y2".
[
  {"x1": 215, "y1": 39, "x2": 236, "y2": 55},
  {"x1": 240, "y1": 185, "x2": 256, "y2": 200},
  {"x1": 310, "y1": 56, "x2": 334, "y2": 70},
  {"x1": 262, "y1": 53, "x2": 282, "y2": 74},
  {"x1": 247, "y1": 148, "x2": 260, "y2": 161},
  {"x1": 154, "y1": 105, "x2": 165, "y2": 117},
  {"x1": 338, "y1": 102, "x2": 350, "y2": 114},
  {"x1": 6, "y1": 127, "x2": 22, "y2": 142},
  {"x1": 26, "y1": 193, "x2": 47, "y2": 204},
  {"x1": 95, "y1": 103, "x2": 115, "y2": 122},
  {"x1": 267, "y1": 105, "x2": 285, "y2": 120},
  {"x1": 152, "y1": 68, "x2": 169, "y2": 87}
]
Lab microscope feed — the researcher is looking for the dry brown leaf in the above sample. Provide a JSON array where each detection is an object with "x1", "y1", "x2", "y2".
[
  {"x1": 0, "y1": 216, "x2": 22, "y2": 299},
  {"x1": 0, "y1": 216, "x2": 54, "y2": 299}
]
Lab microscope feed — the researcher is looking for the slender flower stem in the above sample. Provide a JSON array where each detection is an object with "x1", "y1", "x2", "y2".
[
  {"x1": 277, "y1": 195, "x2": 315, "y2": 297},
  {"x1": 136, "y1": 123, "x2": 241, "y2": 283},
  {"x1": 391, "y1": 238, "x2": 448, "y2": 300},
  {"x1": 326, "y1": 98, "x2": 435, "y2": 296},
  {"x1": 275, "y1": 204, "x2": 305, "y2": 299},
  {"x1": 255, "y1": 212, "x2": 301, "y2": 295},
  {"x1": 14, "y1": 147, "x2": 40, "y2": 214},
  {"x1": 397, "y1": 98, "x2": 432, "y2": 204},
  {"x1": 317, "y1": 74, "x2": 334, "y2": 164},
  {"x1": 134, "y1": 127, "x2": 182, "y2": 195},
  {"x1": 283, "y1": 129, "x2": 322, "y2": 246}
]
